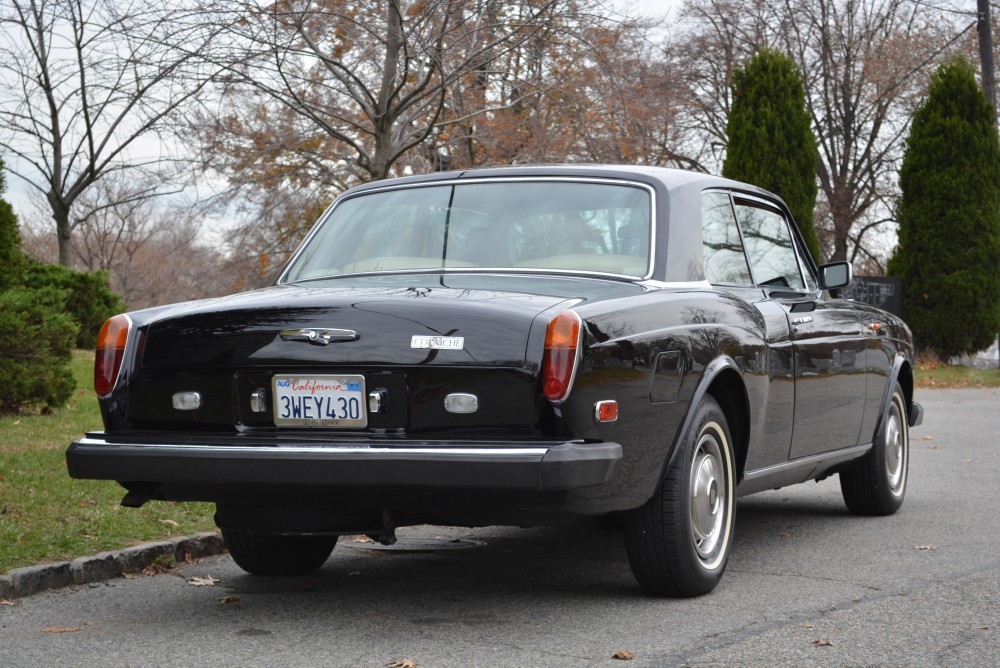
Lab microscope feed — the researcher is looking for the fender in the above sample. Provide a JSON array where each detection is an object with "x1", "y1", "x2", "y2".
[
  {"x1": 874, "y1": 356, "x2": 924, "y2": 447},
  {"x1": 657, "y1": 355, "x2": 749, "y2": 486}
]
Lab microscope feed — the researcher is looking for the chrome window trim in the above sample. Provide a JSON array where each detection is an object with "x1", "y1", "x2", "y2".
[
  {"x1": 277, "y1": 176, "x2": 658, "y2": 284},
  {"x1": 729, "y1": 192, "x2": 816, "y2": 295},
  {"x1": 700, "y1": 189, "x2": 756, "y2": 288}
]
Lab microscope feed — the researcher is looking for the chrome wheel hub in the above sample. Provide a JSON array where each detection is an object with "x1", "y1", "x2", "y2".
[
  {"x1": 690, "y1": 432, "x2": 727, "y2": 560},
  {"x1": 885, "y1": 399, "x2": 905, "y2": 494}
]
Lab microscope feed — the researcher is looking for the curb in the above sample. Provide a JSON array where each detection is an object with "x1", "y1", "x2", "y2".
[{"x1": 0, "y1": 532, "x2": 226, "y2": 600}]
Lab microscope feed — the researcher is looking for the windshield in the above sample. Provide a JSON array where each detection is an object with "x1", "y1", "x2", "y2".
[{"x1": 282, "y1": 180, "x2": 653, "y2": 282}]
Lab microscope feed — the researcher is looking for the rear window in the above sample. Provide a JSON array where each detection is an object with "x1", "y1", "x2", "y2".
[{"x1": 283, "y1": 181, "x2": 653, "y2": 281}]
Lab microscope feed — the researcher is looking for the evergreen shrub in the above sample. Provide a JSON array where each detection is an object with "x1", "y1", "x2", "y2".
[
  {"x1": 25, "y1": 259, "x2": 127, "y2": 348},
  {"x1": 889, "y1": 58, "x2": 1000, "y2": 358},
  {"x1": 723, "y1": 49, "x2": 822, "y2": 262},
  {"x1": 0, "y1": 286, "x2": 78, "y2": 414}
]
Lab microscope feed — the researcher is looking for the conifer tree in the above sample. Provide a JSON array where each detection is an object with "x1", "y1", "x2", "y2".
[
  {"x1": 889, "y1": 57, "x2": 1000, "y2": 358},
  {"x1": 723, "y1": 49, "x2": 822, "y2": 262},
  {"x1": 0, "y1": 156, "x2": 76, "y2": 414},
  {"x1": 0, "y1": 156, "x2": 26, "y2": 290}
]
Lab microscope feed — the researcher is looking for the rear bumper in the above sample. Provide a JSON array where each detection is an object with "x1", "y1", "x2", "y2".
[{"x1": 66, "y1": 433, "x2": 622, "y2": 492}]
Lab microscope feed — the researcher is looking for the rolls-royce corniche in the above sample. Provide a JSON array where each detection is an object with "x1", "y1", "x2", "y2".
[{"x1": 67, "y1": 165, "x2": 923, "y2": 597}]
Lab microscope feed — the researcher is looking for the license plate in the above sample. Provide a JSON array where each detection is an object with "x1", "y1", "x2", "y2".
[{"x1": 272, "y1": 374, "x2": 367, "y2": 428}]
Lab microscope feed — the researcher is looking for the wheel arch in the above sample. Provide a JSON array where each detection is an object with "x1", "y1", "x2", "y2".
[
  {"x1": 667, "y1": 358, "x2": 750, "y2": 485},
  {"x1": 706, "y1": 368, "x2": 751, "y2": 484},
  {"x1": 875, "y1": 355, "x2": 916, "y2": 443},
  {"x1": 896, "y1": 358, "x2": 914, "y2": 415}
]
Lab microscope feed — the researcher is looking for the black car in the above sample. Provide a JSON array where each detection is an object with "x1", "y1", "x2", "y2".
[{"x1": 67, "y1": 165, "x2": 923, "y2": 597}]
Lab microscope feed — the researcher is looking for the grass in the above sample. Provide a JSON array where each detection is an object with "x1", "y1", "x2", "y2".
[
  {"x1": 915, "y1": 360, "x2": 1000, "y2": 389},
  {"x1": 0, "y1": 350, "x2": 216, "y2": 573}
]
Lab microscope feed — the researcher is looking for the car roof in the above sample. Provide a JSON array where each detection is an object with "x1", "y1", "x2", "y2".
[{"x1": 342, "y1": 164, "x2": 774, "y2": 199}]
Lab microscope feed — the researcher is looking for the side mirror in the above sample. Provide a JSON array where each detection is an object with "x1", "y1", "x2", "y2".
[{"x1": 819, "y1": 261, "x2": 853, "y2": 290}]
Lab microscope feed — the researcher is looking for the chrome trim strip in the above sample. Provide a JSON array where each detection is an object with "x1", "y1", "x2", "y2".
[
  {"x1": 743, "y1": 443, "x2": 872, "y2": 481},
  {"x1": 638, "y1": 279, "x2": 713, "y2": 290},
  {"x1": 73, "y1": 438, "x2": 552, "y2": 458}
]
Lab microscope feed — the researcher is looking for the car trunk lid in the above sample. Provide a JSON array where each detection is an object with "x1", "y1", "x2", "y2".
[{"x1": 140, "y1": 283, "x2": 572, "y2": 370}]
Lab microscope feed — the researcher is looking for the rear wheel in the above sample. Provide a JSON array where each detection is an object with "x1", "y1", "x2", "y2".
[
  {"x1": 221, "y1": 529, "x2": 337, "y2": 576},
  {"x1": 840, "y1": 382, "x2": 909, "y2": 516},
  {"x1": 215, "y1": 505, "x2": 338, "y2": 576},
  {"x1": 624, "y1": 394, "x2": 736, "y2": 597}
]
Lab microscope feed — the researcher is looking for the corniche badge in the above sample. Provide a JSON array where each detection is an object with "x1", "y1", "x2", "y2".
[{"x1": 411, "y1": 335, "x2": 464, "y2": 350}]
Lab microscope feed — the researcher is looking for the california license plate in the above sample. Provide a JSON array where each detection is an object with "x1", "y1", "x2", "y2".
[{"x1": 272, "y1": 374, "x2": 367, "y2": 428}]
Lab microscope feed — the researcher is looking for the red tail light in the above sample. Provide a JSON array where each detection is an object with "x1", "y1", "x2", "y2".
[
  {"x1": 95, "y1": 315, "x2": 131, "y2": 397},
  {"x1": 542, "y1": 310, "x2": 582, "y2": 403}
]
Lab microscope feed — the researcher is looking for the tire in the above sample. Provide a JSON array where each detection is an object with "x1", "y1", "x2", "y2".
[
  {"x1": 840, "y1": 382, "x2": 909, "y2": 516},
  {"x1": 624, "y1": 394, "x2": 736, "y2": 597},
  {"x1": 222, "y1": 529, "x2": 337, "y2": 576}
]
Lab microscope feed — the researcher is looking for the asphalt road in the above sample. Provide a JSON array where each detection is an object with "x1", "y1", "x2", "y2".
[{"x1": 2, "y1": 388, "x2": 998, "y2": 667}]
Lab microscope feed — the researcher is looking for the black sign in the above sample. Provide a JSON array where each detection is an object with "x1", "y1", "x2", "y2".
[{"x1": 840, "y1": 276, "x2": 903, "y2": 316}]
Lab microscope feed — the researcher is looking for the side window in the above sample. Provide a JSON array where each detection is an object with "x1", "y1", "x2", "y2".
[
  {"x1": 702, "y1": 192, "x2": 753, "y2": 285},
  {"x1": 734, "y1": 200, "x2": 805, "y2": 290},
  {"x1": 791, "y1": 234, "x2": 819, "y2": 292}
]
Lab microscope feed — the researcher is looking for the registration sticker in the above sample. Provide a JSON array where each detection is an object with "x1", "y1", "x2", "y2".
[{"x1": 272, "y1": 374, "x2": 367, "y2": 428}]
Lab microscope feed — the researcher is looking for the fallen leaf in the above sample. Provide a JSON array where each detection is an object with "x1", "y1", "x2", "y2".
[
  {"x1": 920, "y1": 435, "x2": 934, "y2": 441},
  {"x1": 186, "y1": 576, "x2": 219, "y2": 586},
  {"x1": 353, "y1": 535, "x2": 374, "y2": 543},
  {"x1": 78, "y1": 500, "x2": 97, "y2": 506},
  {"x1": 811, "y1": 639, "x2": 834, "y2": 647},
  {"x1": 387, "y1": 660, "x2": 417, "y2": 668},
  {"x1": 799, "y1": 623, "x2": 815, "y2": 629},
  {"x1": 0, "y1": 599, "x2": 14, "y2": 606},
  {"x1": 183, "y1": 553, "x2": 196, "y2": 564},
  {"x1": 611, "y1": 649, "x2": 636, "y2": 660},
  {"x1": 12, "y1": 420, "x2": 19, "y2": 426},
  {"x1": 915, "y1": 544, "x2": 937, "y2": 551},
  {"x1": 159, "y1": 519, "x2": 180, "y2": 527},
  {"x1": 218, "y1": 595, "x2": 241, "y2": 607},
  {"x1": 974, "y1": 626, "x2": 991, "y2": 631},
  {"x1": 122, "y1": 572, "x2": 138, "y2": 579},
  {"x1": 780, "y1": 531, "x2": 793, "y2": 539},
  {"x1": 42, "y1": 626, "x2": 79, "y2": 634}
]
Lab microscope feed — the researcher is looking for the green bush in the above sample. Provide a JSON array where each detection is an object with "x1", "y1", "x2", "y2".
[
  {"x1": 25, "y1": 258, "x2": 126, "y2": 348},
  {"x1": 0, "y1": 286, "x2": 79, "y2": 414},
  {"x1": 889, "y1": 57, "x2": 1000, "y2": 358},
  {"x1": 0, "y1": 160, "x2": 27, "y2": 290}
]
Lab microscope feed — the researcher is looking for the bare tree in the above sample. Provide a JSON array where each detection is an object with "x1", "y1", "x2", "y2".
[
  {"x1": 19, "y1": 179, "x2": 229, "y2": 309},
  {"x1": 781, "y1": 0, "x2": 970, "y2": 265},
  {"x1": 674, "y1": 0, "x2": 961, "y2": 267},
  {"x1": 0, "y1": 0, "x2": 222, "y2": 267},
  {"x1": 196, "y1": 0, "x2": 636, "y2": 185},
  {"x1": 193, "y1": 0, "x2": 678, "y2": 282}
]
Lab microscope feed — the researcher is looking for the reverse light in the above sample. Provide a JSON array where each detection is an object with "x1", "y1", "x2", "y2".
[
  {"x1": 95, "y1": 315, "x2": 131, "y2": 397},
  {"x1": 542, "y1": 310, "x2": 582, "y2": 403}
]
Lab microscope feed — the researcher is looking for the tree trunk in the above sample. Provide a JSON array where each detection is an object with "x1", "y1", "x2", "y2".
[{"x1": 49, "y1": 194, "x2": 74, "y2": 268}]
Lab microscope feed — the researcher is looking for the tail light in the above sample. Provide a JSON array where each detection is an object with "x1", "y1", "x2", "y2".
[
  {"x1": 542, "y1": 310, "x2": 582, "y2": 403},
  {"x1": 95, "y1": 315, "x2": 131, "y2": 397}
]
